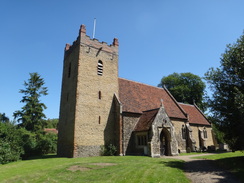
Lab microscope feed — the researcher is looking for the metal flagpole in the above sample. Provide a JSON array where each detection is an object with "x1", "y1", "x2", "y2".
[{"x1": 92, "y1": 18, "x2": 96, "y2": 39}]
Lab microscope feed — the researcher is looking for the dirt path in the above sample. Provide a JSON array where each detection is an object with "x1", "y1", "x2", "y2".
[{"x1": 166, "y1": 154, "x2": 242, "y2": 183}]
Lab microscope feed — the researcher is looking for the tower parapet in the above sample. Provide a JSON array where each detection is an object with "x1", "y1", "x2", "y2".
[{"x1": 64, "y1": 24, "x2": 119, "y2": 59}]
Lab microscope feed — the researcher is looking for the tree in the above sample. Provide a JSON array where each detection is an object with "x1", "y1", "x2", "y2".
[
  {"x1": 0, "y1": 114, "x2": 24, "y2": 164},
  {"x1": 44, "y1": 118, "x2": 59, "y2": 129},
  {"x1": 14, "y1": 73, "x2": 48, "y2": 132},
  {"x1": 158, "y1": 72, "x2": 207, "y2": 111},
  {"x1": 0, "y1": 113, "x2": 9, "y2": 123},
  {"x1": 13, "y1": 73, "x2": 57, "y2": 158},
  {"x1": 205, "y1": 33, "x2": 244, "y2": 150}
]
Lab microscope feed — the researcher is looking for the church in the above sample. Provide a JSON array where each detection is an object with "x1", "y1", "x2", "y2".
[{"x1": 57, "y1": 24, "x2": 216, "y2": 158}]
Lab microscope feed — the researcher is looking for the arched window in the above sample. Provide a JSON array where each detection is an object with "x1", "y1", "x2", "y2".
[
  {"x1": 182, "y1": 125, "x2": 186, "y2": 140},
  {"x1": 203, "y1": 128, "x2": 208, "y2": 138},
  {"x1": 97, "y1": 60, "x2": 103, "y2": 76}
]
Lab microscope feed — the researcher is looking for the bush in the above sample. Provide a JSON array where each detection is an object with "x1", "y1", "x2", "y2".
[
  {"x1": 0, "y1": 117, "x2": 58, "y2": 163},
  {"x1": 20, "y1": 131, "x2": 58, "y2": 158},
  {"x1": 186, "y1": 147, "x2": 191, "y2": 153},
  {"x1": 17, "y1": 129, "x2": 57, "y2": 159},
  {"x1": 0, "y1": 122, "x2": 24, "y2": 164},
  {"x1": 36, "y1": 133, "x2": 57, "y2": 155},
  {"x1": 0, "y1": 140, "x2": 23, "y2": 164},
  {"x1": 100, "y1": 144, "x2": 117, "y2": 156},
  {"x1": 19, "y1": 129, "x2": 39, "y2": 158}
]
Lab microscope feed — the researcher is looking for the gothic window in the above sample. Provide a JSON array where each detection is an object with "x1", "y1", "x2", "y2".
[
  {"x1": 182, "y1": 125, "x2": 186, "y2": 140},
  {"x1": 97, "y1": 60, "x2": 103, "y2": 76},
  {"x1": 137, "y1": 134, "x2": 147, "y2": 146},
  {"x1": 203, "y1": 128, "x2": 208, "y2": 138}
]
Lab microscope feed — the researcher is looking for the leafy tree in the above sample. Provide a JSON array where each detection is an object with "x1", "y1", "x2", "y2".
[
  {"x1": 205, "y1": 33, "x2": 244, "y2": 151},
  {"x1": 0, "y1": 116, "x2": 24, "y2": 164},
  {"x1": 158, "y1": 72, "x2": 207, "y2": 111},
  {"x1": 44, "y1": 118, "x2": 59, "y2": 129},
  {"x1": 0, "y1": 113, "x2": 9, "y2": 123},
  {"x1": 12, "y1": 73, "x2": 57, "y2": 157},
  {"x1": 36, "y1": 133, "x2": 58, "y2": 154},
  {"x1": 14, "y1": 73, "x2": 48, "y2": 132},
  {"x1": 208, "y1": 116, "x2": 224, "y2": 144}
]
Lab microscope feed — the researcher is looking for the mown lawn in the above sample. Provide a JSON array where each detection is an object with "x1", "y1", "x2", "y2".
[
  {"x1": 179, "y1": 152, "x2": 209, "y2": 156},
  {"x1": 0, "y1": 155, "x2": 189, "y2": 183},
  {"x1": 196, "y1": 151, "x2": 244, "y2": 182}
]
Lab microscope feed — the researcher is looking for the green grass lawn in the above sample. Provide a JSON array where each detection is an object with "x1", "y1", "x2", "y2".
[
  {"x1": 179, "y1": 152, "x2": 209, "y2": 156},
  {"x1": 196, "y1": 151, "x2": 244, "y2": 182},
  {"x1": 0, "y1": 155, "x2": 189, "y2": 183}
]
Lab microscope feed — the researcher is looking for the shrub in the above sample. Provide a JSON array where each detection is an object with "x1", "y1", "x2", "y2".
[
  {"x1": 36, "y1": 133, "x2": 57, "y2": 154},
  {"x1": 0, "y1": 140, "x2": 23, "y2": 164},
  {"x1": 0, "y1": 122, "x2": 24, "y2": 164},
  {"x1": 19, "y1": 129, "x2": 39, "y2": 159},
  {"x1": 100, "y1": 144, "x2": 117, "y2": 156},
  {"x1": 0, "y1": 117, "x2": 58, "y2": 163},
  {"x1": 186, "y1": 147, "x2": 191, "y2": 153}
]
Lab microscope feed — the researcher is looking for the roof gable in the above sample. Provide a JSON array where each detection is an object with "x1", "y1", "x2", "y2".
[
  {"x1": 179, "y1": 103, "x2": 210, "y2": 126},
  {"x1": 134, "y1": 109, "x2": 159, "y2": 132},
  {"x1": 119, "y1": 78, "x2": 187, "y2": 120}
]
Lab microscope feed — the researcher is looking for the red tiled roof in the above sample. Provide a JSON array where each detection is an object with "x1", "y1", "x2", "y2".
[
  {"x1": 179, "y1": 103, "x2": 210, "y2": 126},
  {"x1": 118, "y1": 78, "x2": 187, "y2": 120},
  {"x1": 134, "y1": 109, "x2": 159, "y2": 132},
  {"x1": 44, "y1": 128, "x2": 58, "y2": 134}
]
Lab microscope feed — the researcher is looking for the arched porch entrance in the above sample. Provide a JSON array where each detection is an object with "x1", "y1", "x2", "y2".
[{"x1": 160, "y1": 128, "x2": 171, "y2": 156}]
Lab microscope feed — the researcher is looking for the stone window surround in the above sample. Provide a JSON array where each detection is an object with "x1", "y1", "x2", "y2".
[
  {"x1": 203, "y1": 127, "x2": 208, "y2": 139},
  {"x1": 181, "y1": 124, "x2": 186, "y2": 140},
  {"x1": 97, "y1": 60, "x2": 103, "y2": 76},
  {"x1": 136, "y1": 132, "x2": 148, "y2": 147}
]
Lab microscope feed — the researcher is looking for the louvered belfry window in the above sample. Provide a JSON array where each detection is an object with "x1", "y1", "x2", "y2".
[{"x1": 97, "y1": 60, "x2": 103, "y2": 76}]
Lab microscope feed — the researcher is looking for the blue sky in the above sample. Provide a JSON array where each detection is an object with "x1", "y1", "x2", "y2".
[{"x1": 1, "y1": 0, "x2": 244, "y2": 120}]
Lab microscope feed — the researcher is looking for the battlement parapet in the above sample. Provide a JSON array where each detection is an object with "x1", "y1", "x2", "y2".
[{"x1": 64, "y1": 24, "x2": 119, "y2": 58}]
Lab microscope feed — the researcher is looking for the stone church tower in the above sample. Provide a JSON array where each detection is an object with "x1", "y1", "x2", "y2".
[{"x1": 57, "y1": 25, "x2": 120, "y2": 157}]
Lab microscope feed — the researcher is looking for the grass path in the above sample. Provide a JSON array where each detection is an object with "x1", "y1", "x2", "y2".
[{"x1": 0, "y1": 156, "x2": 189, "y2": 183}]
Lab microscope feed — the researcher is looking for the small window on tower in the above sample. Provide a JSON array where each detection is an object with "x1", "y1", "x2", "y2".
[
  {"x1": 67, "y1": 93, "x2": 69, "y2": 102},
  {"x1": 99, "y1": 91, "x2": 102, "y2": 99},
  {"x1": 99, "y1": 116, "x2": 101, "y2": 124},
  {"x1": 68, "y1": 62, "x2": 71, "y2": 78},
  {"x1": 97, "y1": 60, "x2": 103, "y2": 76}
]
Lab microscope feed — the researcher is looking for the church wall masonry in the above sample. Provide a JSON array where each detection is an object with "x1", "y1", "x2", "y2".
[
  {"x1": 122, "y1": 113, "x2": 141, "y2": 155},
  {"x1": 58, "y1": 25, "x2": 119, "y2": 157},
  {"x1": 171, "y1": 120, "x2": 187, "y2": 153},
  {"x1": 57, "y1": 40, "x2": 80, "y2": 157}
]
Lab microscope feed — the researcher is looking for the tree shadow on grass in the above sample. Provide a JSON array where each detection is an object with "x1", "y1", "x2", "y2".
[
  {"x1": 23, "y1": 154, "x2": 59, "y2": 160},
  {"x1": 160, "y1": 158, "x2": 242, "y2": 183},
  {"x1": 160, "y1": 160, "x2": 184, "y2": 170},
  {"x1": 214, "y1": 156, "x2": 244, "y2": 182}
]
